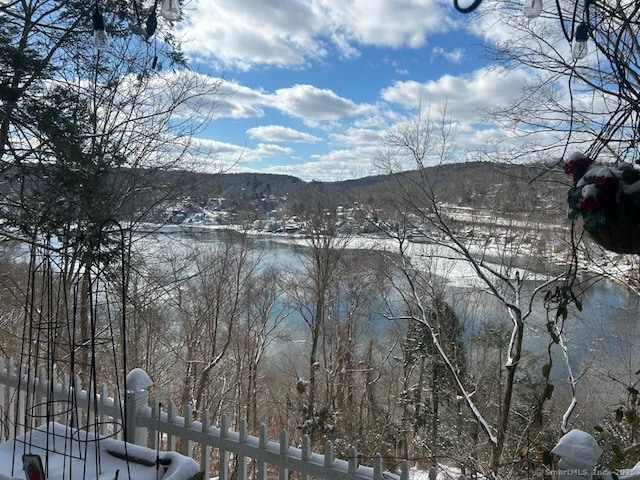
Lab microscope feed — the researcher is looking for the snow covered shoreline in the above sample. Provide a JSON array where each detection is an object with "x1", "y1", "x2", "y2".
[{"x1": 140, "y1": 222, "x2": 565, "y2": 288}]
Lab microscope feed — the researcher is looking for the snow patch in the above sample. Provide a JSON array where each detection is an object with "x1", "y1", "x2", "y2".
[
  {"x1": 0, "y1": 422, "x2": 200, "y2": 480},
  {"x1": 126, "y1": 368, "x2": 154, "y2": 391}
]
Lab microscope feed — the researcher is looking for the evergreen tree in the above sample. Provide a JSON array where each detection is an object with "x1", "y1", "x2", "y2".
[{"x1": 401, "y1": 294, "x2": 467, "y2": 458}]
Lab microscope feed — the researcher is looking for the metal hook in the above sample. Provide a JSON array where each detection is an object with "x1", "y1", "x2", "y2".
[{"x1": 453, "y1": 0, "x2": 483, "y2": 13}]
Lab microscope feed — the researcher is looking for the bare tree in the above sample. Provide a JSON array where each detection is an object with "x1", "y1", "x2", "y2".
[
  {"x1": 374, "y1": 105, "x2": 570, "y2": 477},
  {"x1": 153, "y1": 232, "x2": 263, "y2": 417},
  {"x1": 231, "y1": 264, "x2": 291, "y2": 431},
  {"x1": 285, "y1": 188, "x2": 352, "y2": 446},
  {"x1": 0, "y1": 0, "x2": 184, "y2": 166},
  {"x1": 1, "y1": 0, "x2": 223, "y2": 389},
  {"x1": 479, "y1": 0, "x2": 640, "y2": 164}
]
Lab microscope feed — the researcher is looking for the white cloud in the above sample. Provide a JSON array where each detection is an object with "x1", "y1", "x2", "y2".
[
  {"x1": 380, "y1": 66, "x2": 532, "y2": 123},
  {"x1": 247, "y1": 125, "x2": 321, "y2": 143},
  {"x1": 177, "y1": 62, "x2": 565, "y2": 182},
  {"x1": 163, "y1": 0, "x2": 576, "y2": 182},
  {"x1": 180, "y1": 0, "x2": 327, "y2": 70},
  {"x1": 328, "y1": 127, "x2": 383, "y2": 146},
  {"x1": 263, "y1": 147, "x2": 379, "y2": 182},
  {"x1": 255, "y1": 143, "x2": 295, "y2": 155},
  {"x1": 322, "y1": 0, "x2": 454, "y2": 49},
  {"x1": 179, "y1": 0, "x2": 457, "y2": 69},
  {"x1": 431, "y1": 46, "x2": 465, "y2": 64},
  {"x1": 271, "y1": 84, "x2": 376, "y2": 123},
  {"x1": 210, "y1": 81, "x2": 270, "y2": 119},
  {"x1": 190, "y1": 80, "x2": 380, "y2": 125}
]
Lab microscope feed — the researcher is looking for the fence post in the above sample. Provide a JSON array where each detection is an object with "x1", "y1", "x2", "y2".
[
  {"x1": 124, "y1": 369, "x2": 153, "y2": 446},
  {"x1": 237, "y1": 419, "x2": 248, "y2": 480},
  {"x1": 301, "y1": 435, "x2": 311, "y2": 480},
  {"x1": 124, "y1": 387, "x2": 149, "y2": 446},
  {"x1": 258, "y1": 423, "x2": 268, "y2": 480},
  {"x1": 219, "y1": 413, "x2": 228, "y2": 480},
  {"x1": 182, "y1": 404, "x2": 193, "y2": 457},
  {"x1": 373, "y1": 453, "x2": 382, "y2": 480},
  {"x1": 325, "y1": 441, "x2": 334, "y2": 467},
  {"x1": 99, "y1": 384, "x2": 108, "y2": 436},
  {"x1": 401, "y1": 459, "x2": 409, "y2": 480},
  {"x1": 36, "y1": 367, "x2": 47, "y2": 429},
  {"x1": 279, "y1": 429, "x2": 289, "y2": 480},
  {"x1": 348, "y1": 446, "x2": 358, "y2": 475},
  {"x1": 167, "y1": 401, "x2": 177, "y2": 451},
  {"x1": 0, "y1": 357, "x2": 5, "y2": 442},
  {"x1": 201, "y1": 410, "x2": 211, "y2": 476}
]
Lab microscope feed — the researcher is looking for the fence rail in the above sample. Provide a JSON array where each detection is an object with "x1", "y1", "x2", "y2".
[{"x1": 0, "y1": 358, "x2": 408, "y2": 480}]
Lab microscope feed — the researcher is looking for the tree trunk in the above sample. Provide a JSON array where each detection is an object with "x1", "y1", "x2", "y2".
[
  {"x1": 489, "y1": 313, "x2": 524, "y2": 476},
  {"x1": 78, "y1": 266, "x2": 92, "y2": 378},
  {"x1": 431, "y1": 362, "x2": 439, "y2": 447}
]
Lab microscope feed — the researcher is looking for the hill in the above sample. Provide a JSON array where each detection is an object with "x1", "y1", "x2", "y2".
[
  {"x1": 158, "y1": 161, "x2": 569, "y2": 224},
  {"x1": 0, "y1": 160, "x2": 570, "y2": 227}
]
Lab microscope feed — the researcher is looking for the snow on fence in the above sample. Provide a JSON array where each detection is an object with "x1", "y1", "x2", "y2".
[{"x1": 0, "y1": 358, "x2": 408, "y2": 480}]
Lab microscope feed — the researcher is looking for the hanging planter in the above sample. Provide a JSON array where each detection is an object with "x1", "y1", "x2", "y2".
[{"x1": 564, "y1": 152, "x2": 640, "y2": 254}]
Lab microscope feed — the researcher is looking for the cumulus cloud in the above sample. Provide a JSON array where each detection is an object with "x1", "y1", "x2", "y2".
[
  {"x1": 163, "y1": 0, "x2": 567, "y2": 182},
  {"x1": 271, "y1": 84, "x2": 375, "y2": 123},
  {"x1": 209, "y1": 81, "x2": 270, "y2": 119},
  {"x1": 329, "y1": 127, "x2": 383, "y2": 146},
  {"x1": 380, "y1": 66, "x2": 533, "y2": 123},
  {"x1": 247, "y1": 125, "x2": 321, "y2": 143},
  {"x1": 323, "y1": 0, "x2": 453, "y2": 49},
  {"x1": 179, "y1": 0, "x2": 456, "y2": 69},
  {"x1": 198, "y1": 81, "x2": 379, "y2": 125},
  {"x1": 186, "y1": 136, "x2": 295, "y2": 171},
  {"x1": 263, "y1": 147, "x2": 379, "y2": 182},
  {"x1": 180, "y1": 0, "x2": 327, "y2": 69},
  {"x1": 256, "y1": 143, "x2": 295, "y2": 155},
  {"x1": 180, "y1": 62, "x2": 550, "y2": 182}
]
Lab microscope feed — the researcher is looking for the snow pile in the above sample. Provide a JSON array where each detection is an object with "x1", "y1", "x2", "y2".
[
  {"x1": 551, "y1": 428, "x2": 602, "y2": 472},
  {"x1": 0, "y1": 422, "x2": 200, "y2": 480},
  {"x1": 126, "y1": 367, "x2": 154, "y2": 391},
  {"x1": 409, "y1": 464, "x2": 474, "y2": 480}
]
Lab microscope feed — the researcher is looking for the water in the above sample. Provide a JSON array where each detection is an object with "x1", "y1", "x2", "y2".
[
  {"x1": 140, "y1": 229, "x2": 640, "y2": 399},
  {"x1": 568, "y1": 281, "x2": 640, "y2": 380}
]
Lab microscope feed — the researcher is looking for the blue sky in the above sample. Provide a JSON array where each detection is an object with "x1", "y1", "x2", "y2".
[{"x1": 166, "y1": 0, "x2": 562, "y2": 181}]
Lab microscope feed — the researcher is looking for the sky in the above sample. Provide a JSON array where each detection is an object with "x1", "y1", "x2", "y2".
[{"x1": 164, "y1": 0, "x2": 565, "y2": 182}]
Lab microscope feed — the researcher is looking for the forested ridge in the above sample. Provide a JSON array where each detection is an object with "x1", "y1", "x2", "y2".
[
  {"x1": 0, "y1": 158, "x2": 569, "y2": 228},
  {"x1": 132, "y1": 161, "x2": 570, "y2": 225}
]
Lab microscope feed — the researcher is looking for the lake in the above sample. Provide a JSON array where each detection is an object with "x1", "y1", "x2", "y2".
[{"x1": 147, "y1": 229, "x2": 640, "y2": 376}]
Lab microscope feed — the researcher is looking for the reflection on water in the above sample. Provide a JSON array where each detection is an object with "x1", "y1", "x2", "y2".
[
  {"x1": 571, "y1": 281, "x2": 640, "y2": 381},
  {"x1": 145, "y1": 229, "x2": 640, "y2": 398}
]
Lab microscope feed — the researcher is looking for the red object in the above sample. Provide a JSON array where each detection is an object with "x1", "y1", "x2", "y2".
[
  {"x1": 576, "y1": 195, "x2": 599, "y2": 212},
  {"x1": 22, "y1": 454, "x2": 44, "y2": 480},
  {"x1": 564, "y1": 154, "x2": 594, "y2": 184}
]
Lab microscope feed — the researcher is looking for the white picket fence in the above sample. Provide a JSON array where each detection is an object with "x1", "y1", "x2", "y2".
[{"x1": 0, "y1": 358, "x2": 408, "y2": 480}]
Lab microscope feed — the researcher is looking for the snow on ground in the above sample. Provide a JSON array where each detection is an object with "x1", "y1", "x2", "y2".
[
  {"x1": 125, "y1": 222, "x2": 561, "y2": 289},
  {"x1": 0, "y1": 422, "x2": 200, "y2": 480},
  {"x1": 409, "y1": 464, "x2": 469, "y2": 480},
  {"x1": 337, "y1": 234, "x2": 551, "y2": 288}
]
